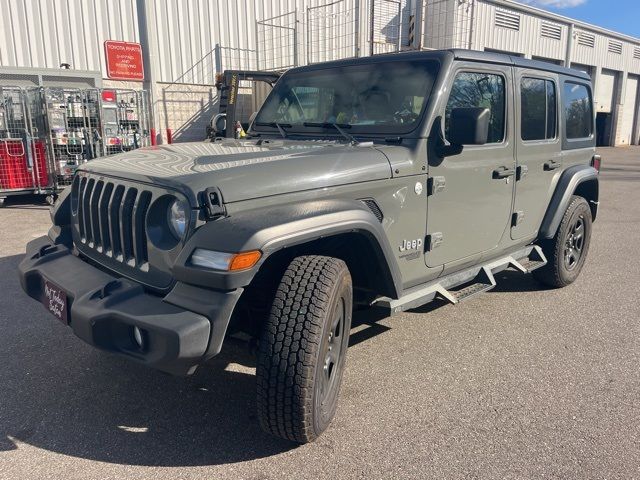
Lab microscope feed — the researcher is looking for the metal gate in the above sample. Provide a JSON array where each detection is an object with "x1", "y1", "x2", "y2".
[
  {"x1": 0, "y1": 86, "x2": 53, "y2": 201},
  {"x1": 307, "y1": 0, "x2": 359, "y2": 64},
  {"x1": 370, "y1": 0, "x2": 402, "y2": 55},
  {"x1": 256, "y1": 12, "x2": 299, "y2": 71}
]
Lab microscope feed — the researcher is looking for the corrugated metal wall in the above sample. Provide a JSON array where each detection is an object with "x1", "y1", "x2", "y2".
[
  {"x1": 1, "y1": 0, "x2": 411, "y2": 83},
  {"x1": 471, "y1": 1, "x2": 567, "y2": 62},
  {"x1": 1, "y1": 0, "x2": 413, "y2": 143},
  {"x1": 0, "y1": 0, "x2": 138, "y2": 73}
]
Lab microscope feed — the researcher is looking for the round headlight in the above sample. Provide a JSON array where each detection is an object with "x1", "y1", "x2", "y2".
[{"x1": 167, "y1": 199, "x2": 188, "y2": 239}]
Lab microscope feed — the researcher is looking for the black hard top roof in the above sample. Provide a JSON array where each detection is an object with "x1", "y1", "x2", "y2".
[
  {"x1": 290, "y1": 48, "x2": 591, "y2": 81},
  {"x1": 448, "y1": 49, "x2": 590, "y2": 81}
]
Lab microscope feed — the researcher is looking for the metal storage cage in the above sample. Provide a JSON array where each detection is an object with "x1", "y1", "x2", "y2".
[
  {"x1": 33, "y1": 87, "x2": 102, "y2": 188},
  {"x1": 98, "y1": 89, "x2": 151, "y2": 157},
  {"x1": 0, "y1": 86, "x2": 53, "y2": 205}
]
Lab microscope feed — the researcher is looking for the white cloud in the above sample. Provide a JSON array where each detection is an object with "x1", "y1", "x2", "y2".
[{"x1": 517, "y1": 0, "x2": 587, "y2": 8}]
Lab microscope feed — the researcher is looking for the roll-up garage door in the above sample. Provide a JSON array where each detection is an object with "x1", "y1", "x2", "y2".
[
  {"x1": 595, "y1": 70, "x2": 617, "y2": 113},
  {"x1": 619, "y1": 76, "x2": 639, "y2": 145}
]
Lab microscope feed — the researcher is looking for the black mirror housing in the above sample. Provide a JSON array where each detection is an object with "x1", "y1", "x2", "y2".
[{"x1": 448, "y1": 107, "x2": 490, "y2": 146}]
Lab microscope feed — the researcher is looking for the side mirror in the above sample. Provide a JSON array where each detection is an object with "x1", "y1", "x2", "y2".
[{"x1": 448, "y1": 107, "x2": 490, "y2": 146}]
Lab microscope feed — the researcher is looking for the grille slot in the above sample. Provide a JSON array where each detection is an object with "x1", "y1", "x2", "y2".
[
  {"x1": 109, "y1": 185, "x2": 125, "y2": 259},
  {"x1": 361, "y1": 199, "x2": 384, "y2": 223},
  {"x1": 75, "y1": 178, "x2": 151, "y2": 268}
]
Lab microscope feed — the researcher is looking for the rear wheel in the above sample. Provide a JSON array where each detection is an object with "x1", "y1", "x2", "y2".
[
  {"x1": 534, "y1": 195, "x2": 592, "y2": 288},
  {"x1": 256, "y1": 255, "x2": 352, "y2": 443}
]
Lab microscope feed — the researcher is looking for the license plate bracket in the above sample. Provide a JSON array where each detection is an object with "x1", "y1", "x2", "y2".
[{"x1": 43, "y1": 279, "x2": 69, "y2": 325}]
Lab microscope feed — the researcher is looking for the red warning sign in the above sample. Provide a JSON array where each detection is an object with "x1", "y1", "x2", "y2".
[{"x1": 104, "y1": 41, "x2": 144, "y2": 81}]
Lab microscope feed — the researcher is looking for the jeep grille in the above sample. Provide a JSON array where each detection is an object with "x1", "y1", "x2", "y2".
[
  {"x1": 74, "y1": 175, "x2": 151, "y2": 267},
  {"x1": 70, "y1": 173, "x2": 178, "y2": 291}
]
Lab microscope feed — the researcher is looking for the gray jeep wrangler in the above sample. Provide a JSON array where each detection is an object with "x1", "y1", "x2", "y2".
[{"x1": 19, "y1": 49, "x2": 600, "y2": 443}]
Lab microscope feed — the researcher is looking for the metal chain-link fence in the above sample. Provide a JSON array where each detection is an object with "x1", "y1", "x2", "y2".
[
  {"x1": 423, "y1": 0, "x2": 474, "y2": 50},
  {"x1": 257, "y1": 12, "x2": 298, "y2": 71},
  {"x1": 307, "y1": 0, "x2": 359, "y2": 64},
  {"x1": 370, "y1": 0, "x2": 403, "y2": 55}
]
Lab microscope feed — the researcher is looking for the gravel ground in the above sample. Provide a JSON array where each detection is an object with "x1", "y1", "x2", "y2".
[{"x1": 0, "y1": 147, "x2": 638, "y2": 479}]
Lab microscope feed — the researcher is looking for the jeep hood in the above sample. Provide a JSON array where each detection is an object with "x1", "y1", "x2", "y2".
[{"x1": 80, "y1": 140, "x2": 392, "y2": 204}]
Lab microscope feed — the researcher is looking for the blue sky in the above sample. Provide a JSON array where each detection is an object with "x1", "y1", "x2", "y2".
[{"x1": 516, "y1": 0, "x2": 640, "y2": 38}]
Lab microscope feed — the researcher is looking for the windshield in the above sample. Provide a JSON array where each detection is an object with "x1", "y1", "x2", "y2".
[{"x1": 253, "y1": 60, "x2": 439, "y2": 136}]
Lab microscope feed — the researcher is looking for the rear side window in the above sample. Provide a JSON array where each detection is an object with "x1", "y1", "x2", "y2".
[
  {"x1": 564, "y1": 82, "x2": 593, "y2": 139},
  {"x1": 445, "y1": 72, "x2": 506, "y2": 144},
  {"x1": 521, "y1": 78, "x2": 557, "y2": 141}
]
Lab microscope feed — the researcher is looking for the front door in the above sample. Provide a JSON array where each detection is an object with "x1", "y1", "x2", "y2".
[{"x1": 425, "y1": 64, "x2": 515, "y2": 268}]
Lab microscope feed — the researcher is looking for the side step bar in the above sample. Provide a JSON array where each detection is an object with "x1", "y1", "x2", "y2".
[{"x1": 377, "y1": 245, "x2": 547, "y2": 314}]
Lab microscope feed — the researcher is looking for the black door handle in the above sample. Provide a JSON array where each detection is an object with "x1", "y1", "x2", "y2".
[
  {"x1": 544, "y1": 160, "x2": 562, "y2": 171},
  {"x1": 493, "y1": 167, "x2": 516, "y2": 179}
]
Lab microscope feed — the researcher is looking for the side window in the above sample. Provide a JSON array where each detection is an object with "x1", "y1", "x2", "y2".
[
  {"x1": 445, "y1": 72, "x2": 506, "y2": 144},
  {"x1": 521, "y1": 77, "x2": 557, "y2": 141},
  {"x1": 564, "y1": 82, "x2": 593, "y2": 139}
]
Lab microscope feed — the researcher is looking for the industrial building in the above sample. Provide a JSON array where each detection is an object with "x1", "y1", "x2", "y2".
[{"x1": 1, "y1": 0, "x2": 639, "y2": 146}]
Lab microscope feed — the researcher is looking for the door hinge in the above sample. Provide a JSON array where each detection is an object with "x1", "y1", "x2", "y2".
[
  {"x1": 427, "y1": 176, "x2": 446, "y2": 196},
  {"x1": 516, "y1": 165, "x2": 528, "y2": 181},
  {"x1": 426, "y1": 232, "x2": 444, "y2": 251},
  {"x1": 512, "y1": 211, "x2": 525, "y2": 227}
]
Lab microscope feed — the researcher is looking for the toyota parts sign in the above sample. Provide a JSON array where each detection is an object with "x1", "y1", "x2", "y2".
[{"x1": 104, "y1": 41, "x2": 144, "y2": 81}]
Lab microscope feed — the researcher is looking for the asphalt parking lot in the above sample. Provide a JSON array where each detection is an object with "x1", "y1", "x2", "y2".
[{"x1": 0, "y1": 147, "x2": 638, "y2": 479}]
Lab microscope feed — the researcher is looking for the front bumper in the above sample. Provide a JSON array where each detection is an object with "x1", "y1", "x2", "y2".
[{"x1": 19, "y1": 236, "x2": 242, "y2": 375}]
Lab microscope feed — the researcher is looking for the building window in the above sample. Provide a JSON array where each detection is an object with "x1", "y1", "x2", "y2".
[
  {"x1": 445, "y1": 72, "x2": 506, "y2": 144},
  {"x1": 564, "y1": 83, "x2": 593, "y2": 140},
  {"x1": 521, "y1": 78, "x2": 556, "y2": 141},
  {"x1": 634, "y1": 48, "x2": 640, "y2": 60},
  {"x1": 495, "y1": 10, "x2": 520, "y2": 31},
  {"x1": 608, "y1": 41, "x2": 623, "y2": 55}
]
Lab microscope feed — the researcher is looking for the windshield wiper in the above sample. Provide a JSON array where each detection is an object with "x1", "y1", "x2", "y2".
[
  {"x1": 254, "y1": 121, "x2": 291, "y2": 139},
  {"x1": 303, "y1": 122, "x2": 359, "y2": 145}
]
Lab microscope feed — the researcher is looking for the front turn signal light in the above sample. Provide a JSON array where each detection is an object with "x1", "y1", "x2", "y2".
[
  {"x1": 229, "y1": 250, "x2": 262, "y2": 271},
  {"x1": 191, "y1": 248, "x2": 262, "y2": 271}
]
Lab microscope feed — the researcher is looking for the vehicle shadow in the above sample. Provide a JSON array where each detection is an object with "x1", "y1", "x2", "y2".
[
  {"x1": 0, "y1": 253, "x2": 296, "y2": 466},
  {"x1": 0, "y1": 194, "x2": 51, "y2": 210},
  {"x1": 491, "y1": 269, "x2": 551, "y2": 293}
]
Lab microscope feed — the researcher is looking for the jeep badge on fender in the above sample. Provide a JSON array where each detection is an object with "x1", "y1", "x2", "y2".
[
  {"x1": 19, "y1": 49, "x2": 599, "y2": 444},
  {"x1": 399, "y1": 238, "x2": 423, "y2": 252}
]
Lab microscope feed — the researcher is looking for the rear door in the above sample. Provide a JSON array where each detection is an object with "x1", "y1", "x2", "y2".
[
  {"x1": 511, "y1": 70, "x2": 562, "y2": 240},
  {"x1": 425, "y1": 63, "x2": 515, "y2": 268}
]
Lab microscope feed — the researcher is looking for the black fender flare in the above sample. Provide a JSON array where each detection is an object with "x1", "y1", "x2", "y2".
[
  {"x1": 172, "y1": 199, "x2": 403, "y2": 297},
  {"x1": 539, "y1": 164, "x2": 599, "y2": 240}
]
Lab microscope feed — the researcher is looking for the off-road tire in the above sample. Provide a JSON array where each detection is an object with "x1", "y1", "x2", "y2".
[
  {"x1": 256, "y1": 255, "x2": 353, "y2": 443},
  {"x1": 534, "y1": 195, "x2": 592, "y2": 288}
]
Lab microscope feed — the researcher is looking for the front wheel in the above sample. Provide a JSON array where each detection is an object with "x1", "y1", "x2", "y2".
[
  {"x1": 256, "y1": 255, "x2": 353, "y2": 443},
  {"x1": 534, "y1": 195, "x2": 593, "y2": 288}
]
